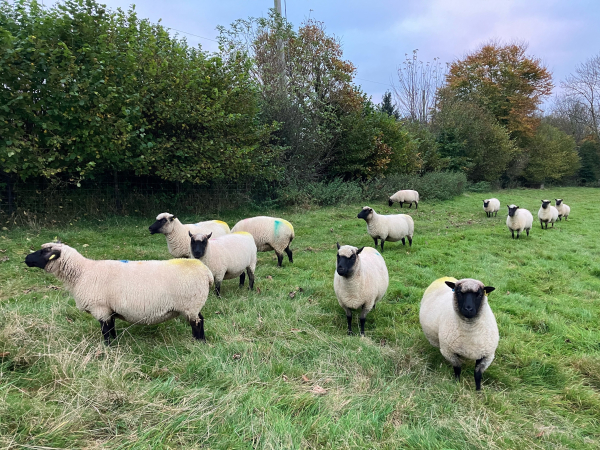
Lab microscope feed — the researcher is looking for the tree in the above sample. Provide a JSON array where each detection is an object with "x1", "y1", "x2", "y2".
[
  {"x1": 546, "y1": 95, "x2": 590, "y2": 144},
  {"x1": 378, "y1": 91, "x2": 399, "y2": 119},
  {"x1": 522, "y1": 123, "x2": 580, "y2": 186},
  {"x1": 561, "y1": 54, "x2": 600, "y2": 140},
  {"x1": 577, "y1": 139, "x2": 600, "y2": 183},
  {"x1": 393, "y1": 50, "x2": 446, "y2": 123},
  {"x1": 445, "y1": 41, "x2": 553, "y2": 145},
  {"x1": 218, "y1": 13, "x2": 362, "y2": 182},
  {"x1": 432, "y1": 92, "x2": 517, "y2": 182},
  {"x1": 329, "y1": 99, "x2": 418, "y2": 179},
  {"x1": 0, "y1": 0, "x2": 279, "y2": 189}
]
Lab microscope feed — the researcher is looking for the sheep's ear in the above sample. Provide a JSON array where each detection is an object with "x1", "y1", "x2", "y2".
[
  {"x1": 207, "y1": 232, "x2": 213, "y2": 240},
  {"x1": 336, "y1": 242, "x2": 340, "y2": 250},
  {"x1": 484, "y1": 286, "x2": 495, "y2": 295},
  {"x1": 445, "y1": 281, "x2": 456, "y2": 290},
  {"x1": 189, "y1": 231, "x2": 193, "y2": 238},
  {"x1": 169, "y1": 216, "x2": 175, "y2": 222},
  {"x1": 356, "y1": 246, "x2": 365, "y2": 255},
  {"x1": 516, "y1": 206, "x2": 520, "y2": 209},
  {"x1": 48, "y1": 248, "x2": 61, "y2": 261}
]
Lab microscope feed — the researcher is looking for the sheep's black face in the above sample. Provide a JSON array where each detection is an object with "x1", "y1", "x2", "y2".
[
  {"x1": 507, "y1": 205, "x2": 519, "y2": 217},
  {"x1": 357, "y1": 208, "x2": 372, "y2": 220},
  {"x1": 388, "y1": 198, "x2": 393, "y2": 207},
  {"x1": 455, "y1": 287, "x2": 484, "y2": 319},
  {"x1": 555, "y1": 199, "x2": 563, "y2": 206},
  {"x1": 336, "y1": 253, "x2": 357, "y2": 277},
  {"x1": 149, "y1": 218, "x2": 168, "y2": 234},
  {"x1": 541, "y1": 200, "x2": 551, "y2": 209},
  {"x1": 190, "y1": 237, "x2": 209, "y2": 259},
  {"x1": 446, "y1": 281, "x2": 495, "y2": 320},
  {"x1": 483, "y1": 200, "x2": 490, "y2": 208},
  {"x1": 25, "y1": 247, "x2": 61, "y2": 269}
]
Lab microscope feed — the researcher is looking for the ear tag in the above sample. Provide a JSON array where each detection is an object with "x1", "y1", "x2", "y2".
[
  {"x1": 49, "y1": 254, "x2": 56, "y2": 260},
  {"x1": 452, "y1": 289, "x2": 454, "y2": 292}
]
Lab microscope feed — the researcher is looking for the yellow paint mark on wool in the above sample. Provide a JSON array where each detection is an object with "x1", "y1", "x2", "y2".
[
  {"x1": 214, "y1": 220, "x2": 230, "y2": 230},
  {"x1": 280, "y1": 219, "x2": 294, "y2": 233},
  {"x1": 424, "y1": 276, "x2": 457, "y2": 296},
  {"x1": 233, "y1": 231, "x2": 253, "y2": 236}
]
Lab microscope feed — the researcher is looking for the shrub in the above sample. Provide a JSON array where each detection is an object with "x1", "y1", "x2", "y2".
[
  {"x1": 364, "y1": 172, "x2": 467, "y2": 201},
  {"x1": 277, "y1": 178, "x2": 362, "y2": 207}
]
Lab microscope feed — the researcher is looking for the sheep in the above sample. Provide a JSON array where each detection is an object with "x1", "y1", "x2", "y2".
[
  {"x1": 24, "y1": 242, "x2": 214, "y2": 345},
  {"x1": 230, "y1": 216, "x2": 294, "y2": 267},
  {"x1": 189, "y1": 231, "x2": 257, "y2": 297},
  {"x1": 483, "y1": 198, "x2": 500, "y2": 217},
  {"x1": 538, "y1": 200, "x2": 559, "y2": 229},
  {"x1": 334, "y1": 243, "x2": 389, "y2": 336},
  {"x1": 555, "y1": 199, "x2": 570, "y2": 221},
  {"x1": 506, "y1": 204, "x2": 533, "y2": 239},
  {"x1": 357, "y1": 206, "x2": 414, "y2": 251},
  {"x1": 149, "y1": 212, "x2": 230, "y2": 258},
  {"x1": 419, "y1": 277, "x2": 498, "y2": 390},
  {"x1": 388, "y1": 189, "x2": 419, "y2": 209}
]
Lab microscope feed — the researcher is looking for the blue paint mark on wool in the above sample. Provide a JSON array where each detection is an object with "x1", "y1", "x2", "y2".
[
  {"x1": 274, "y1": 220, "x2": 282, "y2": 237},
  {"x1": 120, "y1": 260, "x2": 129, "y2": 263}
]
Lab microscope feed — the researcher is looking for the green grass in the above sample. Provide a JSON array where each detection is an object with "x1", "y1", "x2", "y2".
[{"x1": 1, "y1": 187, "x2": 599, "y2": 449}]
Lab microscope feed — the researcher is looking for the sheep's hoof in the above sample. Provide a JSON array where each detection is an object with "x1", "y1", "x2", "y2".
[{"x1": 347, "y1": 330, "x2": 353, "y2": 336}]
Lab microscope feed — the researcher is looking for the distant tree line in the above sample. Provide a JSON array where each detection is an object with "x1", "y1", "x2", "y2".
[{"x1": 1, "y1": 0, "x2": 596, "y2": 214}]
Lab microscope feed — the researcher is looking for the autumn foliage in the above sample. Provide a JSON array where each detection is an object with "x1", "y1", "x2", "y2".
[{"x1": 445, "y1": 42, "x2": 553, "y2": 143}]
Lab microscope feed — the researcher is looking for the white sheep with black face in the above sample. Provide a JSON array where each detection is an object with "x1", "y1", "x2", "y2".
[
  {"x1": 538, "y1": 200, "x2": 559, "y2": 229},
  {"x1": 333, "y1": 243, "x2": 389, "y2": 336},
  {"x1": 357, "y1": 206, "x2": 414, "y2": 251},
  {"x1": 148, "y1": 212, "x2": 230, "y2": 258},
  {"x1": 483, "y1": 198, "x2": 500, "y2": 217},
  {"x1": 24, "y1": 242, "x2": 214, "y2": 345},
  {"x1": 555, "y1": 199, "x2": 570, "y2": 221},
  {"x1": 230, "y1": 216, "x2": 294, "y2": 267},
  {"x1": 506, "y1": 204, "x2": 533, "y2": 239},
  {"x1": 189, "y1": 231, "x2": 257, "y2": 297},
  {"x1": 420, "y1": 277, "x2": 498, "y2": 391},
  {"x1": 388, "y1": 190, "x2": 419, "y2": 209}
]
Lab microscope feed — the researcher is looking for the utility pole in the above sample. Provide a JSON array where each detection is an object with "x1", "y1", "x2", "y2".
[{"x1": 273, "y1": 0, "x2": 285, "y2": 89}]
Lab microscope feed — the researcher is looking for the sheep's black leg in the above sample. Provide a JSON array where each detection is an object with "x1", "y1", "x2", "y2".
[
  {"x1": 399, "y1": 202, "x2": 403, "y2": 208},
  {"x1": 99, "y1": 318, "x2": 114, "y2": 345},
  {"x1": 109, "y1": 317, "x2": 117, "y2": 339},
  {"x1": 345, "y1": 308, "x2": 353, "y2": 335},
  {"x1": 401, "y1": 237, "x2": 406, "y2": 246},
  {"x1": 454, "y1": 366, "x2": 461, "y2": 381},
  {"x1": 511, "y1": 230, "x2": 515, "y2": 239},
  {"x1": 214, "y1": 281, "x2": 221, "y2": 297},
  {"x1": 408, "y1": 202, "x2": 412, "y2": 208},
  {"x1": 415, "y1": 202, "x2": 418, "y2": 210},
  {"x1": 408, "y1": 236, "x2": 412, "y2": 247},
  {"x1": 373, "y1": 237, "x2": 378, "y2": 246},
  {"x1": 276, "y1": 252, "x2": 283, "y2": 267},
  {"x1": 190, "y1": 312, "x2": 205, "y2": 342},
  {"x1": 358, "y1": 308, "x2": 369, "y2": 337},
  {"x1": 475, "y1": 357, "x2": 484, "y2": 391},
  {"x1": 247, "y1": 268, "x2": 255, "y2": 290},
  {"x1": 540, "y1": 220, "x2": 543, "y2": 229},
  {"x1": 380, "y1": 239, "x2": 385, "y2": 252},
  {"x1": 239, "y1": 272, "x2": 245, "y2": 288},
  {"x1": 526, "y1": 229, "x2": 530, "y2": 236},
  {"x1": 284, "y1": 246, "x2": 293, "y2": 263}
]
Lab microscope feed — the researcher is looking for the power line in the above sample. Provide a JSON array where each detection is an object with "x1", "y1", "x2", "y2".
[
  {"x1": 165, "y1": 27, "x2": 218, "y2": 43},
  {"x1": 355, "y1": 77, "x2": 394, "y2": 88}
]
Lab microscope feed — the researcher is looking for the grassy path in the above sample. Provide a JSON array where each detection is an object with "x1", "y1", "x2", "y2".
[{"x1": 1, "y1": 187, "x2": 599, "y2": 448}]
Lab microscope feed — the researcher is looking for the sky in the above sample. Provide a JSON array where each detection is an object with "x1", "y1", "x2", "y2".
[{"x1": 54, "y1": 0, "x2": 600, "y2": 111}]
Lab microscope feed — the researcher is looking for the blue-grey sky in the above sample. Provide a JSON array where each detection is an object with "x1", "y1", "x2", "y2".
[{"x1": 83, "y1": 0, "x2": 599, "y2": 110}]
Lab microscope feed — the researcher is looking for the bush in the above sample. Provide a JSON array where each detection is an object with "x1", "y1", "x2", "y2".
[
  {"x1": 277, "y1": 171, "x2": 466, "y2": 207},
  {"x1": 466, "y1": 181, "x2": 493, "y2": 192},
  {"x1": 277, "y1": 178, "x2": 363, "y2": 207},
  {"x1": 363, "y1": 172, "x2": 467, "y2": 201}
]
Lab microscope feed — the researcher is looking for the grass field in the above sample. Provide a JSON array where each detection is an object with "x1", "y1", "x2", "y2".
[{"x1": 1, "y1": 187, "x2": 599, "y2": 449}]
